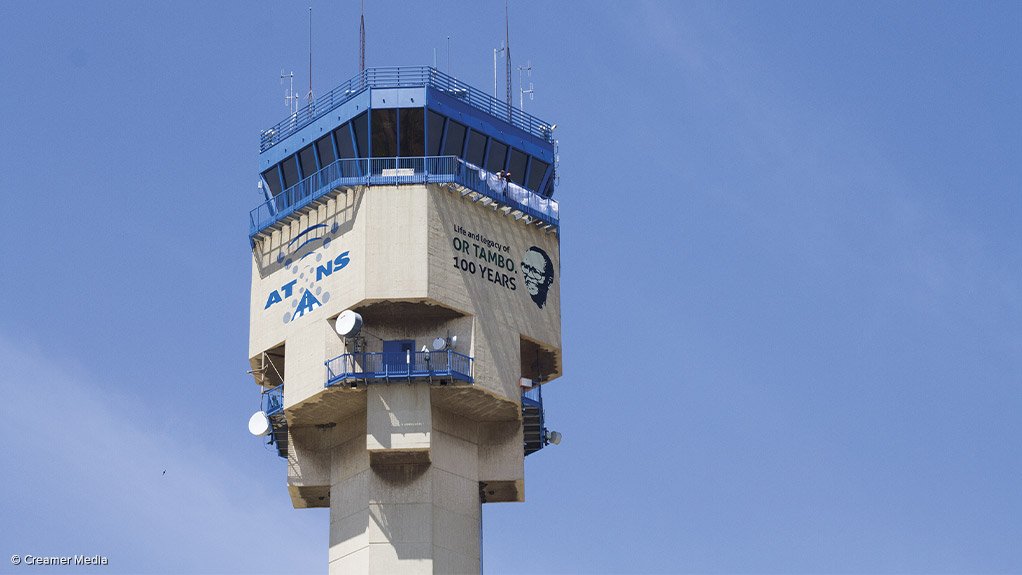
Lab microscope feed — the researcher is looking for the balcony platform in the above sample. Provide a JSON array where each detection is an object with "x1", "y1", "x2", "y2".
[
  {"x1": 249, "y1": 156, "x2": 558, "y2": 242},
  {"x1": 325, "y1": 350, "x2": 474, "y2": 387}
]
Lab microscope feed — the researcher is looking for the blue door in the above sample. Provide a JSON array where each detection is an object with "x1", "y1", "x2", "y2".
[{"x1": 383, "y1": 340, "x2": 415, "y2": 374}]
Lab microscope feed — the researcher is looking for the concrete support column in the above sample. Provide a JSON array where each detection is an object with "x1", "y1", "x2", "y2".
[{"x1": 328, "y1": 386, "x2": 482, "y2": 574}]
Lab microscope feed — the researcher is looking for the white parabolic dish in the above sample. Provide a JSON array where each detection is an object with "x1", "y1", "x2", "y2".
[
  {"x1": 248, "y1": 411, "x2": 271, "y2": 436},
  {"x1": 335, "y1": 310, "x2": 363, "y2": 337}
]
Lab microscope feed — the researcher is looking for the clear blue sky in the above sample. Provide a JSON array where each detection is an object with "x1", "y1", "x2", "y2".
[{"x1": 2, "y1": 1, "x2": 1020, "y2": 573}]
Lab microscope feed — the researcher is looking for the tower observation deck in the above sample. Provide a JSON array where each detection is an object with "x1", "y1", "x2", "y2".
[{"x1": 247, "y1": 66, "x2": 563, "y2": 573}]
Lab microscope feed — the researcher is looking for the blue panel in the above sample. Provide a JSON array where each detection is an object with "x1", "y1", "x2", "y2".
[
  {"x1": 383, "y1": 340, "x2": 415, "y2": 371},
  {"x1": 371, "y1": 87, "x2": 426, "y2": 109}
]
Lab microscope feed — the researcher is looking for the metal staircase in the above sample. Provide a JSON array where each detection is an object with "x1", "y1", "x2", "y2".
[{"x1": 522, "y1": 386, "x2": 546, "y2": 456}]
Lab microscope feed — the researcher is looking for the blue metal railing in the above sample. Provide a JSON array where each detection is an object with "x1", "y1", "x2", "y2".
[
  {"x1": 262, "y1": 383, "x2": 284, "y2": 416},
  {"x1": 249, "y1": 156, "x2": 559, "y2": 237},
  {"x1": 260, "y1": 66, "x2": 555, "y2": 152},
  {"x1": 325, "y1": 350, "x2": 474, "y2": 386}
]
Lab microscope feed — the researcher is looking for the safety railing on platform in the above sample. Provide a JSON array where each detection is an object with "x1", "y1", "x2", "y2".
[
  {"x1": 249, "y1": 156, "x2": 559, "y2": 237},
  {"x1": 325, "y1": 350, "x2": 474, "y2": 386},
  {"x1": 262, "y1": 383, "x2": 284, "y2": 416},
  {"x1": 259, "y1": 66, "x2": 555, "y2": 152}
]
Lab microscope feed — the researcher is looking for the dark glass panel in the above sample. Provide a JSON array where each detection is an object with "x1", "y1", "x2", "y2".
[
  {"x1": 465, "y1": 130, "x2": 487, "y2": 167},
  {"x1": 508, "y1": 149, "x2": 527, "y2": 185},
  {"x1": 399, "y1": 108, "x2": 425, "y2": 157},
  {"x1": 485, "y1": 140, "x2": 508, "y2": 174},
  {"x1": 280, "y1": 156, "x2": 299, "y2": 189},
  {"x1": 315, "y1": 135, "x2": 336, "y2": 167},
  {"x1": 298, "y1": 145, "x2": 317, "y2": 177},
  {"x1": 526, "y1": 158, "x2": 549, "y2": 192},
  {"x1": 261, "y1": 167, "x2": 282, "y2": 197},
  {"x1": 334, "y1": 123, "x2": 356, "y2": 159},
  {"x1": 371, "y1": 108, "x2": 397, "y2": 157},
  {"x1": 427, "y1": 110, "x2": 445, "y2": 156},
  {"x1": 351, "y1": 112, "x2": 369, "y2": 157},
  {"x1": 442, "y1": 120, "x2": 467, "y2": 158}
]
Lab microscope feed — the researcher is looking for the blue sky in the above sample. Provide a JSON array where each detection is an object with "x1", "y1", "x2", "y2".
[{"x1": 1, "y1": 1, "x2": 1020, "y2": 573}]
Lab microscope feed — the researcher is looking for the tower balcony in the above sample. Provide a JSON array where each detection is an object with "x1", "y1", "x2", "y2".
[
  {"x1": 324, "y1": 349, "x2": 474, "y2": 387},
  {"x1": 249, "y1": 155, "x2": 559, "y2": 240}
]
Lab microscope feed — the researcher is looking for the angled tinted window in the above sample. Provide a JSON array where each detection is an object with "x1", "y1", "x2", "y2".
[
  {"x1": 315, "y1": 135, "x2": 336, "y2": 166},
  {"x1": 334, "y1": 123, "x2": 356, "y2": 159},
  {"x1": 485, "y1": 140, "x2": 508, "y2": 174},
  {"x1": 351, "y1": 112, "x2": 369, "y2": 157},
  {"x1": 371, "y1": 109, "x2": 397, "y2": 158},
  {"x1": 298, "y1": 145, "x2": 317, "y2": 178},
  {"x1": 399, "y1": 108, "x2": 424, "y2": 157},
  {"x1": 442, "y1": 120, "x2": 467, "y2": 158},
  {"x1": 261, "y1": 167, "x2": 282, "y2": 197},
  {"x1": 427, "y1": 110, "x2": 445, "y2": 156},
  {"x1": 280, "y1": 156, "x2": 299, "y2": 189},
  {"x1": 543, "y1": 172, "x2": 555, "y2": 198},
  {"x1": 465, "y1": 130, "x2": 487, "y2": 167},
  {"x1": 508, "y1": 149, "x2": 527, "y2": 185},
  {"x1": 526, "y1": 158, "x2": 549, "y2": 192}
]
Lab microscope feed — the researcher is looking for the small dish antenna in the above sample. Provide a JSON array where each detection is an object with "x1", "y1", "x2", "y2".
[
  {"x1": 248, "y1": 411, "x2": 271, "y2": 436},
  {"x1": 431, "y1": 335, "x2": 458, "y2": 351},
  {"x1": 335, "y1": 310, "x2": 363, "y2": 337}
]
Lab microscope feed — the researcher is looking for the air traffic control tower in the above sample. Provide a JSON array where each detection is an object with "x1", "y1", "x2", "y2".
[{"x1": 246, "y1": 67, "x2": 562, "y2": 573}]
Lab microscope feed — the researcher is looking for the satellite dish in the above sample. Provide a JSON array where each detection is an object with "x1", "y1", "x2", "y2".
[
  {"x1": 335, "y1": 310, "x2": 363, "y2": 337},
  {"x1": 248, "y1": 411, "x2": 271, "y2": 436},
  {"x1": 431, "y1": 337, "x2": 447, "y2": 351},
  {"x1": 547, "y1": 430, "x2": 562, "y2": 445},
  {"x1": 449, "y1": 335, "x2": 457, "y2": 348}
]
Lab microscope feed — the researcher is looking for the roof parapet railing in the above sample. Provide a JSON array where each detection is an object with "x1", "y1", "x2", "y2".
[{"x1": 260, "y1": 66, "x2": 555, "y2": 152}]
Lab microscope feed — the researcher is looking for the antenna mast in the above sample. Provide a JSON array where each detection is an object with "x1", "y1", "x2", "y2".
[
  {"x1": 281, "y1": 70, "x2": 298, "y2": 117},
  {"x1": 308, "y1": 6, "x2": 314, "y2": 105},
  {"x1": 518, "y1": 61, "x2": 533, "y2": 110},
  {"x1": 504, "y1": 1, "x2": 512, "y2": 110},
  {"x1": 359, "y1": 0, "x2": 366, "y2": 73},
  {"x1": 493, "y1": 42, "x2": 505, "y2": 100}
]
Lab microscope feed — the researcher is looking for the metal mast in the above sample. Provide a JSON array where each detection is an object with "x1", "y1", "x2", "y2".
[
  {"x1": 505, "y1": 2, "x2": 512, "y2": 104},
  {"x1": 359, "y1": 0, "x2": 366, "y2": 73},
  {"x1": 308, "y1": 6, "x2": 314, "y2": 105}
]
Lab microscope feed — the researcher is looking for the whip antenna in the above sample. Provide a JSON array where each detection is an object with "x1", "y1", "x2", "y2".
[{"x1": 359, "y1": 0, "x2": 366, "y2": 73}]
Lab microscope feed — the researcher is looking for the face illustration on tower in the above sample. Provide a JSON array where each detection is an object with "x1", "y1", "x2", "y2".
[{"x1": 522, "y1": 246, "x2": 554, "y2": 309}]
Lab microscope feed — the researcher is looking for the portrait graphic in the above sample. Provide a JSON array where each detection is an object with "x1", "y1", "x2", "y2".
[{"x1": 521, "y1": 246, "x2": 555, "y2": 309}]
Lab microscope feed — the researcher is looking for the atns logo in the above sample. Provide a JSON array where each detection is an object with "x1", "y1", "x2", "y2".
[{"x1": 264, "y1": 223, "x2": 351, "y2": 325}]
